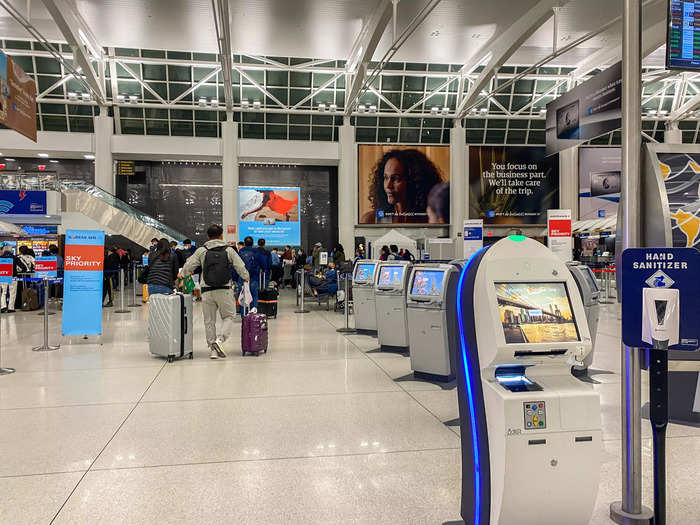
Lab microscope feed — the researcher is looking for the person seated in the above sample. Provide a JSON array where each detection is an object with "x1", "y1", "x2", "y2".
[{"x1": 308, "y1": 262, "x2": 338, "y2": 296}]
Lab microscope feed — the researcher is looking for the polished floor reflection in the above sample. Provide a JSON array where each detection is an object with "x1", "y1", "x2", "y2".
[{"x1": 0, "y1": 290, "x2": 698, "y2": 524}]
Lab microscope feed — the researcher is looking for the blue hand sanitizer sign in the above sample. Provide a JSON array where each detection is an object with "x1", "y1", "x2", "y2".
[{"x1": 621, "y1": 248, "x2": 700, "y2": 350}]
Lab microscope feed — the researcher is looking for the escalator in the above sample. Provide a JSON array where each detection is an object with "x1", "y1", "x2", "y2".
[{"x1": 61, "y1": 181, "x2": 186, "y2": 248}]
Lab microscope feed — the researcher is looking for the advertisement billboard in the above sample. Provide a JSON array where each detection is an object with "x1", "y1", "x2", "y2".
[
  {"x1": 469, "y1": 146, "x2": 559, "y2": 225},
  {"x1": 0, "y1": 51, "x2": 37, "y2": 142},
  {"x1": 579, "y1": 147, "x2": 621, "y2": 220},
  {"x1": 239, "y1": 186, "x2": 300, "y2": 246},
  {"x1": 656, "y1": 152, "x2": 700, "y2": 249},
  {"x1": 0, "y1": 190, "x2": 47, "y2": 215},
  {"x1": 545, "y1": 61, "x2": 621, "y2": 156},
  {"x1": 357, "y1": 145, "x2": 450, "y2": 225}
]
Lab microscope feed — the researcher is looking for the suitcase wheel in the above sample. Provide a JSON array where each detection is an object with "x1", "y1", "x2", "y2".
[
  {"x1": 167, "y1": 356, "x2": 174, "y2": 363},
  {"x1": 242, "y1": 351, "x2": 246, "y2": 356},
  {"x1": 188, "y1": 353, "x2": 194, "y2": 360}
]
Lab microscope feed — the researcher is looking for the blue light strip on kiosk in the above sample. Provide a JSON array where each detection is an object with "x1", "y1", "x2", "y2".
[{"x1": 456, "y1": 247, "x2": 487, "y2": 525}]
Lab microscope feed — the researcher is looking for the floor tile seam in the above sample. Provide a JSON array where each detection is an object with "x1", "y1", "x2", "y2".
[
  {"x1": 88, "y1": 446, "x2": 463, "y2": 473},
  {"x1": 137, "y1": 388, "x2": 411, "y2": 405},
  {"x1": 601, "y1": 432, "x2": 700, "y2": 442},
  {"x1": 402, "y1": 389, "x2": 459, "y2": 431},
  {"x1": 162, "y1": 355, "x2": 370, "y2": 368},
  {"x1": 0, "y1": 364, "x2": 168, "y2": 374},
  {"x1": 0, "y1": 469, "x2": 87, "y2": 480},
  {"x1": 49, "y1": 360, "x2": 168, "y2": 524},
  {"x1": 0, "y1": 401, "x2": 139, "y2": 412}
]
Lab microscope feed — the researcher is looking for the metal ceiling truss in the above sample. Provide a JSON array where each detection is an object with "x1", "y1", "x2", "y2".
[
  {"x1": 40, "y1": 0, "x2": 106, "y2": 106},
  {"x1": 456, "y1": 0, "x2": 566, "y2": 119},
  {"x1": 211, "y1": 0, "x2": 233, "y2": 112}
]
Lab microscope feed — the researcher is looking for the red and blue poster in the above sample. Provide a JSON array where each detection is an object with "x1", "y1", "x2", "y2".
[
  {"x1": 62, "y1": 230, "x2": 104, "y2": 336},
  {"x1": 0, "y1": 258, "x2": 13, "y2": 284},
  {"x1": 34, "y1": 256, "x2": 58, "y2": 279}
]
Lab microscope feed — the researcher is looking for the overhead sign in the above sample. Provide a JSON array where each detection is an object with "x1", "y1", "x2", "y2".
[
  {"x1": 546, "y1": 62, "x2": 622, "y2": 155},
  {"x1": 0, "y1": 258, "x2": 13, "y2": 284},
  {"x1": 116, "y1": 160, "x2": 135, "y2": 176},
  {"x1": 547, "y1": 209, "x2": 572, "y2": 262},
  {"x1": 34, "y1": 256, "x2": 57, "y2": 279},
  {"x1": 621, "y1": 248, "x2": 700, "y2": 350},
  {"x1": 62, "y1": 230, "x2": 105, "y2": 336},
  {"x1": 0, "y1": 51, "x2": 37, "y2": 142},
  {"x1": 463, "y1": 219, "x2": 483, "y2": 259},
  {"x1": 0, "y1": 190, "x2": 47, "y2": 215}
]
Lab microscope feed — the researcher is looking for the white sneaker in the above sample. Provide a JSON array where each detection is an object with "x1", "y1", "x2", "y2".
[
  {"x1": 209, "y1": 347, "x2": 219, "y2": 359},
  {"x1": 212, "y1": 337, "x2": 226, "y2": 358}
]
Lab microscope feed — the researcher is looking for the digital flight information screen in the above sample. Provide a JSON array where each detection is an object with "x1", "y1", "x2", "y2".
[{"x1": 667, "y1": 0, "x2": 700, "y2": 70}]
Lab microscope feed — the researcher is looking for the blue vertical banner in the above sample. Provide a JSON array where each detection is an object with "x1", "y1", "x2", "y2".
[{"x1": 62, "y1": 230, "x2": 105, "y2": 336}]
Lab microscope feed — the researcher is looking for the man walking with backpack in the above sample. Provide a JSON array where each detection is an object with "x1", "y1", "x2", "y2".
[{"x1": 180, "y1": 225, "x2": 250, "y2": 359}]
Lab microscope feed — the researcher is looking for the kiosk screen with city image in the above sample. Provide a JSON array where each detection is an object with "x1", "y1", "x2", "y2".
[
  {"x1": 410, "y1": 270, "x2": 446, "y2": 296},
  {"x1": 495, "y1": 282, "x2": 580, "y2": 343},
  {"x1": 377, "y1": 265, "x2": 405, "y2": 286},
  {"x1": 354, "y1": 263, "x2": 376, "y2": 282}
]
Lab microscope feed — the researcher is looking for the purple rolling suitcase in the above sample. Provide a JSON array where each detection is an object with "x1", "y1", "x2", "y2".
[{"x1": 241, "y1": 309, "x2": 268, "y2": 356}]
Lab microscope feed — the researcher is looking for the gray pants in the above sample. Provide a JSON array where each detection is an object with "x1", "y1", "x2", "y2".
[{"x1": 201, "y1": 288, "x2": 236, "y2": 346}]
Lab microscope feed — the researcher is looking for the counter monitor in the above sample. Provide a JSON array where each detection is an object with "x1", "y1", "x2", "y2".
[
  {"x1": 377, "y1": 265, "x2": 405, "y2": 287},
  {"x1": 410, "y1": 269, "x2": 446, "y2": 296},
  {"x1": 495, "y1": 282, "x2": 580, "y2": 344},
  {"x1": 354, "y1": 262, "x2": 376, "y2": 283}
]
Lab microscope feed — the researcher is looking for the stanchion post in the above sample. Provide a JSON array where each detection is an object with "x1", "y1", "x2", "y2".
[
  {"x1": 32, "y1": 276, "x2": 60, "y2": 352},
  {"x1": 128, "y1": 265, "x2": 141, "y2": 308},
  {"x1": 295, "y1": 267, "x2": 309, "y2": 314},
  {"x1": 115, "y1": 268, "x2": 130, "y2": 314},
  {"x1": 337, "y1": 272, "x2": 356, "y2": 334},
  {"x1": 0, "y1": 298, "x2": 15, "y2": 374}
]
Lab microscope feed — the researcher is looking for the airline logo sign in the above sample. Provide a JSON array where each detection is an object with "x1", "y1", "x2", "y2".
[{"x1": 621, "y1": 248, "x2": 700, "y2": 350}]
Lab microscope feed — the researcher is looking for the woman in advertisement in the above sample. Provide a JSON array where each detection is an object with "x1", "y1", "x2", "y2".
[{"x1": 361, "y1": 149, "x2": 445, "y2": 224}]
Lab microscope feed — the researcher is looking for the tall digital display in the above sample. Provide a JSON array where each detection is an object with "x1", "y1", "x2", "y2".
[
  {"x1": 0, "y1": 51, "x2": 37, "y2": 142},
  {"x1": 495, "y1": 282, "x2": 580, "y2": 344},
  {"x1": 358, "y1": 145, "x2": 450, "y2": 225},
  {"x1": 667, "y1": 0, "x2": 700, "y2": 70},
  {"x1": 579, "y1": 147, "x2": 621, "y2": 220},
  {"x1": 469, "y1": 146, "x2": 559, "y2": 225},
  {"x1": 238, "y1": 186, "x2": 300, "y2": 246}
]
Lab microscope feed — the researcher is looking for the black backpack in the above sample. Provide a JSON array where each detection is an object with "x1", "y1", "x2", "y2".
[{"x1": 203, "y1": 246, "x2": 232, "y2": 287}]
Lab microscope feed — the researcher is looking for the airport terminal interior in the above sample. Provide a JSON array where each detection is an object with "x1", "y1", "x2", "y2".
[{"x1": 1, "y1": 0, "x2": 700, "y2": 524}]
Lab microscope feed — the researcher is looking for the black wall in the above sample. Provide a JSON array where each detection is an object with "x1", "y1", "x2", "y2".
[{"x1": 118, "y1": 162, "x2": 338, "y2": 249}]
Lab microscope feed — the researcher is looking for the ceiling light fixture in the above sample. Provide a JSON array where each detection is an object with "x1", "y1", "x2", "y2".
[
  {"x1": 358, "y1": 104, "x2": 366, "y2": 113},
  {"x1": 37, "y1": 153, "x2": 49, "y2": 158},
  {"x1": 68, "y1": 92, "x2": 78, "y2": 101},
  {"x1": 479, "y1": 108, "x2": 488, "y2": 114},
  {"x1": 329, "y1": 103, "x2": 337, "y2": 112},
  {"x1": 658, "y1": 109, "x2": 668, "y2": 115},
  {"x1": 430, "y1": 106, "x2": 439, "y2": 115},
  {"x1": 369, "y1": 104, "x2": 377, "y2": 113},
  {"x1": 84, "y1": 154, "x2": 95, "y2": 160},
  {"x1": 198, "y1": 97, "x2": 207, "y2": 107},
  {"x1": 49, "y1": 159, "x2": 59, "y2": 163},
  {"x1": 241, "y1": 98, "x2": 249, "y2": 108},
  {"x1": 441, "y1": 106, "x2": 449, "y2": 115},
  {"x1": 129, "y1": 95, "x2": 138, "y2": 103},
  {"x1": 211, "y1": 99, "x2": 218, "y2": 107},
  {"x1": 81, "y1": 93, "x2": 91, "y2": 101},
  {"x1": 648, "y1": 109, "x2": 657, "y2": 115},
  {"x1": 253, "y1": 100, "x2": 261, "y2": 109},
  {"x1": 318, "y1": 103, "x2": 327, "y2": 111},
  {"x1": 117, "y1": 94, "x2": 125, "y2": 102}
]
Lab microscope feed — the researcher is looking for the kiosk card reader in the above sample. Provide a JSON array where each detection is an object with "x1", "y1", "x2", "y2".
[
  {"x1": 374, "y1": 261, "x2": 412, "y2": 350},
  {"x1": 406, "y1": 262, "x2": 461, "y2": 381},
  {"x1": 447, "y1": 236, "x2": 601, "y2": 525},
  {"x1": 352, "y1": 260, "x2": 379, "y2": 333},
  {"x1": 566, "y1": 262, "x2": 601, "y2": 372}
]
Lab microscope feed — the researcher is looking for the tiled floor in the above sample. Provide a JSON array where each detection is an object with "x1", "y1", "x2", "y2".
[{"x1": 0, "y1": 289, "x2": 698, "y2": 524}]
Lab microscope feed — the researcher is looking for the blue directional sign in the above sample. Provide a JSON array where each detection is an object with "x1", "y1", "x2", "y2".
[{"x1": 621, "y1": 248, "x2": 700, "y2": 350}]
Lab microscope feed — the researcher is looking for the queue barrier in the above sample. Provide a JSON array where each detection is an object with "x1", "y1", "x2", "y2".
[{"x1": 591, "y1": 266, "x2": 616, "y2": 304}]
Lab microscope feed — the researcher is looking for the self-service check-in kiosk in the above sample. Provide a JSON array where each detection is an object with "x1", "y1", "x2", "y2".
[
  {"x1": 447, "y1": 236, "x2": 601, "y2": 525},
  {"x1": 353, "y1": 260, "x2": 379, "y2": 333},
  {"x1": 567, "y1": 262, "x2": 601, "y2": 373},
  {"x1": 375, "y1": 261, "x2": 412, "y2": 350},
  {"x1": 406, "y1": 262, "x2": 461, "y2": 381}
]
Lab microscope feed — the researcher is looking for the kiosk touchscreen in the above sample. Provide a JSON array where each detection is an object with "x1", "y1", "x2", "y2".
[
  {"x1": 352, "y1": 260, "x2": 379, "y2": 333},
  {"x1": 407, "y1": 263, "x2": 460, "y2": 380},
  {"x1": 567, "y1": 262, "x2": 601, "y2": 372},
  {"x1": 447, "y1": 236, "x2": 601, "y2": 525},
  {"x1": 374, "y1": 261, "x2": 412, "y2": 350}
]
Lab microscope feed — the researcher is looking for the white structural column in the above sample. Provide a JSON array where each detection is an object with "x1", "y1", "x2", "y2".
[
  {"x1": 93, "y1": 115, "x2": 114, "y2": 194},
  {"x1": 221, "y1": 119, "x2": 240, "y2": 243},
  {"x1": 558, "y1": 146, "x2": 578, "y2": 218},
  {"x1": 338, "y1": 121, "x2": 355, "y2": 252},
  {"x1": 450, "y1": 122, "x2": 466, "y2": 240}
]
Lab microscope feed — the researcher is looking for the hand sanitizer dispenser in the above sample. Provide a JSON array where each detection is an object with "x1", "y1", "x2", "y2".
[{"x1": 642, "y1": 288, "x2": 680, "y2": 350}]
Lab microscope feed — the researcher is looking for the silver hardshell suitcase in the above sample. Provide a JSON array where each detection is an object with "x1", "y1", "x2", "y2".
[{"x1": 148, "y1": 292, "x2": 194, "y2": 362}]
